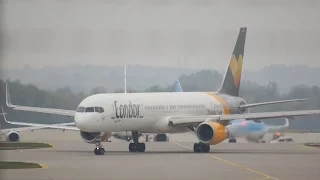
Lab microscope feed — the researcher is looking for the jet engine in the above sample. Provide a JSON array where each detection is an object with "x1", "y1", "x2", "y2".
[
  {"x1": 6, "y1": 131, "x2": 20, "y2": 142},
  {"x1": 80, "y1": 131, "x2": 111, "y2": 144},
  {"x1": 153, "y1": 133, "x2": 169, "y2": 142},
  {"x1": 196, "y1": 122, "x2": 229, "y2": 145}
]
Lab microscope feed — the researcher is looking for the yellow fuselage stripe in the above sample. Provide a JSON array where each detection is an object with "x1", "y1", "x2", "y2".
[{"x1": 203, "y1": 92, "x2": 230, "y2": 115}]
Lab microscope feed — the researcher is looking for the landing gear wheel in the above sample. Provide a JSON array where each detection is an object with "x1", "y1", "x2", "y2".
[
  {"x1": 129, "y1": 131, "x2": 146, "y2": 152},
  {"x1": 94, "y1": 148, "x2": 105, "y2": 155},
  {"x1": 193, "y1": 143, "x2": 210, "y2": 153},
  {"x1": 229, "y1": 138, "x2": 237, "y2": 143},
  {"x1": 137, "y1": 143, "x2": 145, "y2": 152},
  {"x1": 129, "y1": 143, "x2": 145, "y2": 152}
]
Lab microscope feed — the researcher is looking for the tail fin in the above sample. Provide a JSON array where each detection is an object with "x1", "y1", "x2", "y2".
[
  {"x1": 217, "y1": 27, "x2": 247, "y2": 97},
  {"x1": 268, "y1": 117, "x2": 291, "y2": 131},
  {"x1": 174, "y1": 80, "x2": 183, "y2": 92}
]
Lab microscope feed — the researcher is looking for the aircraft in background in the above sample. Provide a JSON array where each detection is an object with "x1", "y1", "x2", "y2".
[
  {"x1": 173, "y1": 80, "x2": 293, "y2": 143},
  {"x1": 0, "y1": 110, "x2": 74, "y2": 142},
  {"x1": 5, "y1": 27, "x2": 320, "y2": 155}
]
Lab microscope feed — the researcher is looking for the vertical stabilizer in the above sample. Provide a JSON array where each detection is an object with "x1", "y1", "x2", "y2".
[
  {"x1": 174, "y1": 80, "x2": 183, "y2": 92},
  {"x1": 217, "y1": 27, "x2": 247, "y2": 97}
]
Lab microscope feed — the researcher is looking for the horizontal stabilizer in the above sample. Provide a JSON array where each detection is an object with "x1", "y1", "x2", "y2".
[{"x1": 240, "y1": 98, "x2": 309, "y2": 109}]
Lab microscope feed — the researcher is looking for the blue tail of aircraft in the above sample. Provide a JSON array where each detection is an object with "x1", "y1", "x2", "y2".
[{"x1": 174, "y1": 80, "x2": 183, "y2": 92}]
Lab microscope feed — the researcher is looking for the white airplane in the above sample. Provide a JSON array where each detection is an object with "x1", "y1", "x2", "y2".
[
  {"x1": 0, "y1": 110, "x2": 74, "y2": 142},
  {"x1": 5, "y1": 27, "x2": 320, "y2": 155}
]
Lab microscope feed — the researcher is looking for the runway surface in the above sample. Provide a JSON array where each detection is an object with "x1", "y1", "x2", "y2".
[{"x1": 1, "y1": 130, "x2": 320, "y2": 180}]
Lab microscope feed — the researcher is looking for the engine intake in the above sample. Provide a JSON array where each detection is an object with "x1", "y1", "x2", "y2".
[
  {"x1": 80, "y1": 131, "x2": 111, "y2": 144},
  {"x1": 6, "y1": 131, "x2": 20, "y2": 142},
  {"x1": 196, "y1": 122, "x2": 229, "y2": 145},
  {"x1": 153, "y1": 133, "x2": 169, "y2": 142}
]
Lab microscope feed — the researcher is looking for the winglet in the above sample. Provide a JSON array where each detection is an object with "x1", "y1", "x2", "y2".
[
  {"x1": 283, "y1": 117, "x2": 291, "y2": 127},
  {"x1": 1, "y1": 106, "x2": 9, "y2": 123},
  {"x1": 174, "y1": 80, "x2": 183, "y2": 92},
  {"x1": 5, "y1": 82, "x2": 15, "y2": 108}
]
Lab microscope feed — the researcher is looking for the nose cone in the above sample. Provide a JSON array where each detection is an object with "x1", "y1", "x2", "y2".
[{"x1": 75, "y1": 113, "x2": 95, "y2": 132}]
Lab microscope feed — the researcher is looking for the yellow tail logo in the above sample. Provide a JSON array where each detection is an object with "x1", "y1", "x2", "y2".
[{"x1": 229, "y1": 54, "x2": 243, "y2": 88}]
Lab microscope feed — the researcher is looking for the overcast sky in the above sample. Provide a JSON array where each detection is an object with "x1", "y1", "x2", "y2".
[{"x1": 1, "y1": 0, "x2": 320, "y2": 70}]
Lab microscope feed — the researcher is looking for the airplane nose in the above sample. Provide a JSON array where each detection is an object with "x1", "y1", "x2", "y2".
[
  {"x1": 74, "y1": 113, "x2": 103, "y2": 132},
  {"x1": 74, "y1": 113, "x2": 90, "y2": 131}
]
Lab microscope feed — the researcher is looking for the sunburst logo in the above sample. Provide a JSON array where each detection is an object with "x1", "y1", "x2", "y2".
[{"x1": 229, "y1": 54, "x2": 243, "y2": 88}]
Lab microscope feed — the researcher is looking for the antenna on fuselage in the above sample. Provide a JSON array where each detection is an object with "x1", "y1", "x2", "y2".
[{"x1": 124, "y1": 64, "x2": 127, "y2": 93}]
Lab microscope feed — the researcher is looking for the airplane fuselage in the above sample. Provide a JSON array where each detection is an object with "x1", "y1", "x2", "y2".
[
  {"x1": 74, "y1": 92, "x2": 247, "y2": 134},
  {"x1": 227, "y1": 119, "x2": 268, "y2": 142}
]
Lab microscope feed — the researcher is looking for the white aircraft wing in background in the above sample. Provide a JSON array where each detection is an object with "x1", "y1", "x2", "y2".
[
  {"x1": 5, "y1": 82, "x2": 75, "y2": 117},
  {"x1": 1, "y1": 107, "x2": 79, "y2": 131},
  {"x1": 168, "y1": 110, "x2": 320, "y2": 127}
]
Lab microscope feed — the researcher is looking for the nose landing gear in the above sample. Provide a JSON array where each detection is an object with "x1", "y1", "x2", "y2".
[
  {"x1": 94, "y1": 138, "x2": 105, "y2": 155},
  {"x1": 129, "y1": 131, "x2": 146, "y2": 152}
]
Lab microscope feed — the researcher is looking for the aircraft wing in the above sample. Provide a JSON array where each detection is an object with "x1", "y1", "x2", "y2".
[
  {"x1": 5, "y1": 83, "x2": 75, "y2": 117},
  {"x1": 168, "y1": 109, "x2": 320, "y2": 127},
  {"x1": 0, "y1": 126, "x2": 49, "y2": 134},
  {"x1": 1, "y1": 107, "x2": 79, "y2": 131},
  {"x1": 240, "y1": 98, "x2": 309, "y2": 109}
]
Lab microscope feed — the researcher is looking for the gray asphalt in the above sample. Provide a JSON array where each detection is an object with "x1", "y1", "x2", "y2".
[{"x1": 1, "y1": 130, "x2": 320, "y2": 180}]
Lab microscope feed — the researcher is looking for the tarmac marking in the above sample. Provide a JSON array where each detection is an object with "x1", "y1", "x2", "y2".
[
  {"x1": 298, "y1": 143, "x2": 319, "y2": 150},
  {"x1": 44, "y1": 142, "x2": 56, "y2": 149},
  {"x1": 171, "y1": 142, "x2": 279, "y2": 180},
  {"x1": 39, "y1": 164, "x2": 48, "y2": 168}
]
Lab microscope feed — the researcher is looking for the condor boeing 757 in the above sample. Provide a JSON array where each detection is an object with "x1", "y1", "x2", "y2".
[{"x1": 5, "y1": 27, "x2": 320, "y2": 155}]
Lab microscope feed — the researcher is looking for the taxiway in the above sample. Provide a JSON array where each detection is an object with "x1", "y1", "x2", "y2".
[{"x1": 1, "y1": 130, "x2": 320, "y2": 180}]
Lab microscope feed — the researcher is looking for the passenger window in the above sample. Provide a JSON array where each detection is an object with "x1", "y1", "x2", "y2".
[
  {"x1": 76, "y1": 106, "x2": 85, "y2": 112},
  {"x1": 85, "y1": 107, "x2": 94, "y2": 112}
]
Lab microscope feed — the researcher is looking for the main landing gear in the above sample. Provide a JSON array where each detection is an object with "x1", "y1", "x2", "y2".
[
  {"x1": 129, "y1": 131, "x2": 146, "y2": 152},
  {"x1": 94, "y1": 139, "x2": 105, "y2": 155},
  {"x1": 229, "y1": 138, "x2": 237, "y2": 143},
  {"x1": 193, "y1": 143, "x2": 210, "y2": 153}
]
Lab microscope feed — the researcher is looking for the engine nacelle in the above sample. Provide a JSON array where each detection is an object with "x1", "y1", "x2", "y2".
[
  {"x1": 196, "y1": 122, "x2": 229, "y2": 145},
  {"x1": 80, "y1": 131, "x2": 111, "y2": 144},
  {"x1": 153, "y1": 133, "x2": 169, "y2": 142},
  {"x1": 6, "y1": 131, "x2": 20, "y2": 142}
]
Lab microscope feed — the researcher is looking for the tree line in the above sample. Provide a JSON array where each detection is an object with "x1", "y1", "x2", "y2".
[{"x1": 1, "y1": 70, "x2": 320, "y2": 129}]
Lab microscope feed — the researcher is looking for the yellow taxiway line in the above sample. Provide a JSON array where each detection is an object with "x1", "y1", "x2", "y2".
[{"x1": 171, "y1": 142, "x2": 279, "y2": 180}]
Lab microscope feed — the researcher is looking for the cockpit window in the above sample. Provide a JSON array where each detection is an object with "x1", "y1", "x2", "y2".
[
  {"x1": 76, "y1": 106, "x2": 85, "y2": 112},
  {"x1": 78, "y1": 106, "x2": 104, "y2": 113},
  {"x1": 94, "y1": 107, "x2": 104, "y2": 113},
  {"x1": 85, "y1": 107, "x2": 94, "y2": 112}
]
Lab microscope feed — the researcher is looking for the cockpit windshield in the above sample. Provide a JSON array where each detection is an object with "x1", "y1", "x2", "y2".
[{"x1": 76, "y1": 106, "x2": 104, "y2": 113}]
